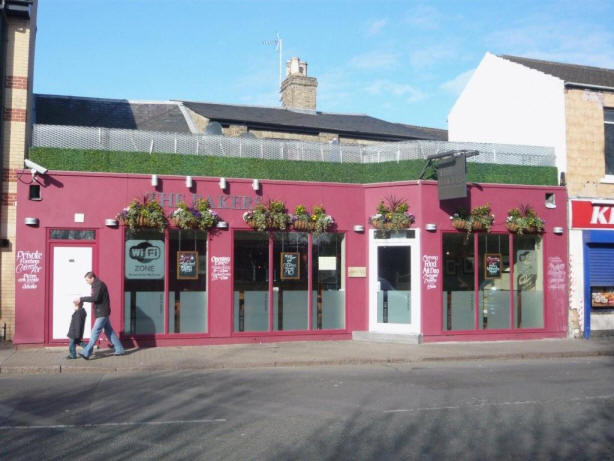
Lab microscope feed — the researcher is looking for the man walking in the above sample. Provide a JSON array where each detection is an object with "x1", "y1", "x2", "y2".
[{"x1": 77, "y1": 271, "x2": 125, "y2": 359}]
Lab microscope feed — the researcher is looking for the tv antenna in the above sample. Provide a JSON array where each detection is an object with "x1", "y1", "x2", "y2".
[{"x1": 263, "y1": 32, "x2": 283, "y2": 88}]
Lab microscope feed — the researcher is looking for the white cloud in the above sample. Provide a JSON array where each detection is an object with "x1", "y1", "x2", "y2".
[
  {"x1": 349, "y1": 51, "x2": 400, "y2": 70},
  {"x1": 404, "y1": 4, "x2": 442, "y2": 30},
  {"x1": 367, "y1": 19, "x2": 387, "y2": 36},
  {"x1": 365, "y1": 79, "x2": 426, "y2": 103},
  {"x1": 408, "y1": 44, "x2": 457, "y2": 69},
  {"x1": 440, "y1": 69, "x2": 474, "y2": 96}
]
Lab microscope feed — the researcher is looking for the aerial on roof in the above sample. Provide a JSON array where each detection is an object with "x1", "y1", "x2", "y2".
[{"x1": 500, "y1": 55, "x2": 614, "y2": 89}]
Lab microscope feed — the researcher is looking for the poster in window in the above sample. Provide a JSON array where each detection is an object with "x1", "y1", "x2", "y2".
[
  {"x1": 484, "y1": 253, "x2": 502, "y2": 279},
  {"x1": 591, "y1": 287, "x2": 614, "y2": 308},
  {"x1": 516, "y1": 249, "x2": 537, "y2": 291},
  {"x1": 177, "y1": 251, "x2": 199, "y2": 280},
  {"x1": 281, "y1": 252, "x2": 300, "y2": 280}
]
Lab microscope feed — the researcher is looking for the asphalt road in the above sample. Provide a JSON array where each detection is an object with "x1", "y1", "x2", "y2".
[{"x1": 1, "y1": 357, "x2": 613, "y2": 460}]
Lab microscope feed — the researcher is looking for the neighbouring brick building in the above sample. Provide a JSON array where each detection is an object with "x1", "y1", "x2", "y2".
[
  {"x1": 448, "y1": 52, "x2": 614, "y2": 337},
  {"x1": 1, "y1": 0, "x2": 37, "y2": 341}
]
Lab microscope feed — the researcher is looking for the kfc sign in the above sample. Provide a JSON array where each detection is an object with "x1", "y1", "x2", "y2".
[{"x1": 571, "y1": 201, "x2": 614, "y2": 228}]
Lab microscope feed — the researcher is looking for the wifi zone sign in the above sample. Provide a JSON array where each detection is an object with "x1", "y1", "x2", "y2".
[{"x1": 125, "y1": 240, "x2": 165, "y2": 279}]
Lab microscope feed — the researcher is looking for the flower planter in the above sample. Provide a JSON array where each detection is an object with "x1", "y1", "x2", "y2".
[
  {"x1": 293, "y1": 220, "x2": 312, "y2": 231},
  {"x1": 505, "y1": 222, "x2": 520, "y2": 233},
  {"x1": 452, "y1": 219, "x2": 468, "y2": 231},
  {"x1": 471, "y1": 221, "x2": 488, "y2": 231}
]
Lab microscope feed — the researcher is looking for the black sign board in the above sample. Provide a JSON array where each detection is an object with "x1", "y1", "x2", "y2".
[
  {"x1": 281, "y1": 252, "x2": 300, "y2": 280},
  {"x1": 484, "y1": 253, "x2": 502, "y2": 279},
  {"x1": 437, "y1": 154, "x2": 467, "y2": 200},
  {"x1": 177, "y1": 251, "x2": 198, "y2": 280}
]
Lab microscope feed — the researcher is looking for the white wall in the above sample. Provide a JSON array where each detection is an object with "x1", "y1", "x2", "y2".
[{"x1": 448, "y1": 52, "x2": 567, "y2": 174}]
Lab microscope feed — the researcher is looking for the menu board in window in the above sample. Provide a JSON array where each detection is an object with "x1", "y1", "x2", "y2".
[
  {"x1": 484, "y1": 253, "x2": 502, "y2": 279},
  {"x1": 177, "y1": 251, "x2": 198, "y2": 280},
  {"x1": 281, "y1": 252, "x2": 300, "y2": 280}
]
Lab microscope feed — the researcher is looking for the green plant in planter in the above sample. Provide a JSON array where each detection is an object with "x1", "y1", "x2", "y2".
[
  {"x1": 369, "y1": 196, "x2": 415, "y2": 231},
  {"x1": 243, "y1": 199, "x2": 291, "y2": 231},
  {"x1": 310, "y1": 205, "x2": 334, "y2": 234},
  {"x1": 451, "y1": 203, "x2": 494, "y2": 237},
  {"x1": 170, "y1": 199, "x2": 220, "y2": 230},
  {"x1": 292, "y1": 204, "x2": 312, "y2": 231},
  {"x1": 506, "y1": 204, "x2": 544, "y2": 234},
  {"x1": 117, "y1": 196, "x2": 168, "y2": 232}
]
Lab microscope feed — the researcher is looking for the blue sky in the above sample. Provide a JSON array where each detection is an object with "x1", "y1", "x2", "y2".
[{"x1": 34, "y1": 0, "x2": 614, "y2": 129}]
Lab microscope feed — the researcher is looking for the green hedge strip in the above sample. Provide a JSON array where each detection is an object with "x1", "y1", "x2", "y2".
[{"x1": 29, "y1": 147, "x2": 558, "y2": 185}]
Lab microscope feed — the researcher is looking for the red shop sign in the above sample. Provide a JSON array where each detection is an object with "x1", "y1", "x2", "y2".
[{"x1": 571, "y1": 200, "x2": 614, "y2": 228}]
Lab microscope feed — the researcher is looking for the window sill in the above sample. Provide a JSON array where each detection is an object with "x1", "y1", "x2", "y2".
[{"x1": 600, "y1": 175, "x2": 614, "y2": 184}]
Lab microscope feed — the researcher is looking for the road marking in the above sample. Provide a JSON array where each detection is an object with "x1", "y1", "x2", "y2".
[
  {"x1": 384, "y1": 394, "x2": 614, "y2": 414},
  {"x1": 0, "y1": 418, "x2": 226, "y2": 430}
]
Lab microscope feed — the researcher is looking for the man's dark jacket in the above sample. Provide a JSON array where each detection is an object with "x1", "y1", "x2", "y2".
[
  {"x1": 80, "y1": 278, "x2": 111, "y2": 318},
  {"x1": 67, "y1": 306, "x2": 87, "y2": 340}
]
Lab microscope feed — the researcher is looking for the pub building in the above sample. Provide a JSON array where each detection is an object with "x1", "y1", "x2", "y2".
[{"x1": 14, "y1": 164, "x2": 569, "y2": 347}]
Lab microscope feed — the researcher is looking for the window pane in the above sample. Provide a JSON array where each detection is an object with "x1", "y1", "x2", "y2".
[
  {"x1": 377, "y1": 246, "x2": 411, "y2": 324},
  {"x1": 478, "y1": 234, "x2": 510, "y2": 329},
  {"x1": 605, "y1": 121, "x2": 614, "y2": 175},
  {"x1": 442, "y1": 233, "x2": 475, "y2": 330},
  {"x1": 513, "y1": 235, "x2": 544, "y2": 328},
  {"x1": 273, "y1": 232, "x2": 308, "y2": 331},
  {"x1": 168, "y1": 230, "x2": 207, "y2": 334},
  {"x1": 124, "y1": 229, "x2": 165, "y2": 335},
  {"x1": 312, "y1": 233, "x2": 345, "y2": 330},
  {"x1": 50, "y1": 229, "x2": 96, "y2": 240},
  {"x1": 233, "y1": 232, "x2": 269, "y2": 332}
]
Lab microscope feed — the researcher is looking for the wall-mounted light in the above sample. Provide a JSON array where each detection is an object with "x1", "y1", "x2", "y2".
[
  {"x1": 185, "y1": 176, "x2": 193, "y2": 188},
  {"x1": 219, "y1": 177, "x2": 227, "y2": 190},
  {"x1": 252, "y1": 179, "x2": 260, "y2": 191},
  {"x1": 151, "y1": 174, "x2": 159, "y2": 187},
  {"x1": 216, "y1": 221, "x2": 229, "y2": 229},
  {"x1": 24, "y1": 217, "x2": 39, "y2": 226},
  {"x1": 553, "y1": 226, "x2": 564, "y2": 234},
  {"x1": 105, "y1": 218, "x2": 119, "y2": 227},
  {"x1": 353, "y1": 225, "x2": 365, "y2": 233},
  {"x1": 425, "y1": 223, "x2": 437, "y2": 231}
]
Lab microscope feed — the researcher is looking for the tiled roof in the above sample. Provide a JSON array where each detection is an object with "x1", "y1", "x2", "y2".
[
  {"x1": 34, "y1": 94, "x2": 192, "y2": 133},
  {"x1": 500, "y1": 55, "x2": 614, "y2": 88},
  {"x1": 181, "y1": 101, "x2": 447, "y2": 141}
]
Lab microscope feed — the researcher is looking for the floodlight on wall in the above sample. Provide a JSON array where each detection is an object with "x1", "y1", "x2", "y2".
[
  {"x1": 219, "y1": 177, "x2": 227, "y2": 190},
  {"x1": 151, "y1": 174, "x2": 159, "y2": 187},
  {"x1": 252, "y1": 179, "x2": 260, "y2": 191},
  {"x1": 216, "y1": 221, "x2": 229, "y2": 229},
  {"x1": 105, "y1": 218, "x2": 119, "y2": 227},
  {"x1": 185, "y1": 176, "x2": 193, "y2": 188},
  {"x1": 24, "y1": 217, "x2": 39, "y2": 226},
  {"x1": 553, "y1": 226, "x2": 564, "y2": 235},
  {"x1": 353, "y1": 225, "x2": 365, "y2": 233},
  {"x1": 425, "y1": 223, "x2": 437, "y2": 231}
]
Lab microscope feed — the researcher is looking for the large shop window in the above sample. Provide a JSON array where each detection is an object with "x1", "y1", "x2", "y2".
[
  {"x1": 605, "y1": 108, "x2": 614, "y2": 175},
  {"x1": 443, "y1": 233, "x2": 543, "y2": 331},
  {"x1": 123, "y1": 229, "x2": 209, "y2": 335},
  {"x1": 233, "y1": 231, "x2": 345, "y2": 333}
]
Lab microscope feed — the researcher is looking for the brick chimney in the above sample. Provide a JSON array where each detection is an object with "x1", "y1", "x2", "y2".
[{"x1": 280, "y1": 57, "x2": 317, "y2": 111}]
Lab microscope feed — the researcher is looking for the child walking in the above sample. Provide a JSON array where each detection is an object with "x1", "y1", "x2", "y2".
[{"x1": 67, "y1": 300, "x2": 87, "y2": 359}]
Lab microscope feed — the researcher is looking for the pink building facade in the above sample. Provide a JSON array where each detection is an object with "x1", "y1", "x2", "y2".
[{"x1": 14, "y1": 171, "x2": 569, "y2": 347}]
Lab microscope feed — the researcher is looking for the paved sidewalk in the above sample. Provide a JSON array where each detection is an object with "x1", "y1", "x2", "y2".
[{"x1": 1, "y1": 338, "x2": 613, "y2": 375}]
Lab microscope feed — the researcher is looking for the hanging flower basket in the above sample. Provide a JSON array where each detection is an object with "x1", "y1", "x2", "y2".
[
  {"x1": 450, "y1": 203, "x2": 494, "y2": 238},
  {"x1": 169, "y1": 199, "x2": 220, "y2": 230},
  {"x1": 369, "y1": 196, "x2": 415, "y2": 232},
  {"x1": 117, "y1": 196, "x2": 168, "y2": 232},
  {"x1": 505, "y1": 205, "x2": 544, "y2": 234},
  {"x1": 243, "y1": 200, "x2": 291, "y2": 231},
  {"x1": 290, "y1": 204, "x2": 334, "y2": 233}
]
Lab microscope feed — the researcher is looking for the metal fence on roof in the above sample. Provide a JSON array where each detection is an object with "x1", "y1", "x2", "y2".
[{"x1": 31, "y1": 124, "x2": 556, "y2": 167}]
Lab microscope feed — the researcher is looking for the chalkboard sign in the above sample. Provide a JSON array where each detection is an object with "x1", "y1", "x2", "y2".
[
  {"x1": 177, "y1": 251, "x2": 199, "y2": 280},
  {"x1": 281, "y1": 252, "x2": 300, "y2": 280},
  {"x1": 484, "y1": 253, "x2": 502, "y2": 279}
]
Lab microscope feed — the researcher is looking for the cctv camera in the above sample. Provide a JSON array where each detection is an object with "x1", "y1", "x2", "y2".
[{"x1": 24, "y1": 159, "x2": 48, "y2": 175}]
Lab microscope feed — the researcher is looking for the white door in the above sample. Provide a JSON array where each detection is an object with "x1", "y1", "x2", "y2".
[
  {"x1": 52, "y1": 246, "x2": 93, "y2": 340},
  {"x1": 369, "y1": 230, "x2": 421, "y2": 334}
]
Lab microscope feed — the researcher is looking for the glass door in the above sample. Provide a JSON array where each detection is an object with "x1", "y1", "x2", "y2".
[{"x1": 369, "y1": 231, "x2": 420, "y2": 334}]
